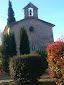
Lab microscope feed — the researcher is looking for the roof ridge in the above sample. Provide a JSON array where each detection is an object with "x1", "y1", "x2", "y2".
[
  {"x1": 23, "y1": 2, "x2": 38, "y2": 9},
  {"x1": 10, "y1": 18, "x2": 55, "y2": 27}
]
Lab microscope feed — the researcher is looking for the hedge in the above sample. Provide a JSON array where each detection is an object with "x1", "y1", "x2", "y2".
[{"x1": 9, "y1": 54, "x2": 47, "y2": 84}]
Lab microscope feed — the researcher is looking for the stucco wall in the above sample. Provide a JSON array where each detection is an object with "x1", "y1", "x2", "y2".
[{"x1": 10, "y1": 18, "x2": 54, "y2": 55}]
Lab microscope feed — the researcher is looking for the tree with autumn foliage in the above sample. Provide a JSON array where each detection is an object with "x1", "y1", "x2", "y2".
[{"x1": 46, "y1": 39, "x2": 64, "y2": 85}]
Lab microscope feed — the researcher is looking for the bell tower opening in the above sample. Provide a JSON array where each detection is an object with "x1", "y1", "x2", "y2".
[
  {"x1": 23, "y1": 2, "x2": 38, "y2": 19},
  {"x1": 28, "y1": 7, "x2": 33, "y2": 17}
]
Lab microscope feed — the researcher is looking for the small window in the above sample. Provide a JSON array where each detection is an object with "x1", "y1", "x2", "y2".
[
  {"x1": 32, "y1": 45, "x2": 35, "y2": 51},
  {"x1": 29, "y1": 26, "x2": 34, "y2": 32}
]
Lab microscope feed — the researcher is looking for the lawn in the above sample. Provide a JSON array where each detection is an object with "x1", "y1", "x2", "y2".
[
  {"x1": 0, "y1": 72, "x2": 56, "y2": 85},
  {"x1": 1, "y1": 81, "x2": 56, "y2": 85},
  {"x1": 38, "y1": 78, "x2": 56, "y2": 85},
  {"x1": 0, "y1": 73, "x2": 11, "y2": 79},
  {"x1": 38, "y1": 78, "x2": 54, "y2": 82},
  {"x1": 0, "y1": 78, "x2": 56, "y2": 85}
]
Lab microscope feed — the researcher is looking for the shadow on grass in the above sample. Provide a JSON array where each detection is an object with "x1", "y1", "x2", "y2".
[
  {"x1": 33, "y1": 82, "x2": 56, "y2": 85},
  {"x1": 1, "y1": 81, "x2": 56, "y2": 85}
]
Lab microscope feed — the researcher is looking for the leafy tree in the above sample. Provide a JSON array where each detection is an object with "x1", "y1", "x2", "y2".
[
  {"x1": 7, "y1": 0, "x2": 16, "y2": 26},
  {"x1": 19, "y1": 26, "x2": 30, "y2": 55},
  {"x1": 47, "y1": 40, "x2": 64, "y2": 85}
]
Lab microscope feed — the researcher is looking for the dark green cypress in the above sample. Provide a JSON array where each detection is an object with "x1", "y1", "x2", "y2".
[
  {"x1": 10, "y1": 32, "x2": 17, "y2": 56},
  {"x1": 1, "y1": 33, "x2": 17, "y2": 72},
  {"x1": 2, "y1": 34, "x2": 10, "y2": 58},
  {"x1": 7, "y1": 0, "x2": 16, "y2": 26},
  {"x1": 19, "y1": 26, "x2": 30, "y2": 55},
  {"x1": 2, "y1": 33, "x2": 17, "y2": 58},
  {"x1": 1, "y1": 34, "x2": 10, "y2": 72}
]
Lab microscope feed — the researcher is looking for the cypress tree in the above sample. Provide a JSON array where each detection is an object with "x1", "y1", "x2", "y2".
[
  {"x1": 19, "y1": 27, "x2": 30, "y2": 55},
  {"x1": 2, "y1": 34, "x2": 10, "y2": 58},
  {"x1": 1, "y1": 33, "x2": 17, "y2": 72},
  {"x1": 2, "y1": 33, "x2": 16, "y2": 58},
  {"x1": 10, "y1": 32, "x2": 17, "y2": 56},
  {"x1": 7, "y1": 0, "x2": 16, "y2": 26},
  {"x1": 2, "y1": 34, "x2": 10, "y2": 72}
]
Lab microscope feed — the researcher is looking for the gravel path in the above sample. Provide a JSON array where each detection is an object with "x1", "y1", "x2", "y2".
[{"x1": 0, "y1": 79, "x2": 13, "y2": 84}]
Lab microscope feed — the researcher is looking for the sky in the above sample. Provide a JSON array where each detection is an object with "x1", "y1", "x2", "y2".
[{"x1": 0, "y1": 0, "x2": 64, "y2": 41}]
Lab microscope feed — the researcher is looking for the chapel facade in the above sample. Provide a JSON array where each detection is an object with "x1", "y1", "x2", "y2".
[{"x1": 3, "y1": 2, "x2": 55, "y2": 55}]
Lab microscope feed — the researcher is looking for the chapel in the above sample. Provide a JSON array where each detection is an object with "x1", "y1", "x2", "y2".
[{"x1": 3, "y1": 2, "x2": 55, "y2": 55}]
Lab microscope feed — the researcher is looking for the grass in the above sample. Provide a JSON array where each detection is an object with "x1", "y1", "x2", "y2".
[
  {"x1": 0, "y1": 72, "x2": 56, "y2": 85},
  {"x1": 38, "y1": 78, "x2": 54, "y2": 82},
  {"x1": 33, "y1": 82, "x2": 56, "y2": 85},
  {"x1": 0, "y1": 73, "x2": 11, "y2": 79},
  {"x1": 1, "y1": 80, "x2": 56, "y2": 85},
  {"x1": 0, "y1": 78, "x2": 56, "y2": 85},
  {"x1": 38, "y1": 78, "x2": 56, "y2": 85}
]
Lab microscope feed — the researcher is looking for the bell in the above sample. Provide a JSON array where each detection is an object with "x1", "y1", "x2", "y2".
[{"x1": 30, "y1": 9, "x2": 32, "y2": 16}]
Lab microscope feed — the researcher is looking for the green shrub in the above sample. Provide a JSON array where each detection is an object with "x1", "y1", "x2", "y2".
[
  {"x1": 1, "y1": 82, "x2": 8, "y2": 85},
  {"x1": 2, "y1": 56, "x2": 9, "y2": 72},
  {"x1": 9, "y1": 54, "x2": 47, "y2": 84},
  {"x1": 37, "y1": 49, "x2": 47, "y2": 57},
  {"x1": 36, "y1": 49, "x2": 48, "y2": 70}
]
